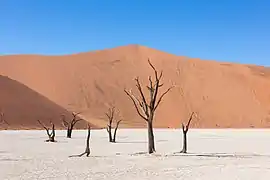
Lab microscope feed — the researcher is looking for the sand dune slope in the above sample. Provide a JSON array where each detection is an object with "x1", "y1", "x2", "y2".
[
  {"x1": 0, "y1": 75, "x2": 91, "y2": 129},
  {"x1": 1, "y1": 45, "x2": 270, "y2": 128}
]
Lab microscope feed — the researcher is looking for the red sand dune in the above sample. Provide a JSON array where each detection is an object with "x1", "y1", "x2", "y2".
[
  {"x1": 0, "y1": 75, "x2": 92, "y2": 130},
  {"x1": 1, "y1": 45, "x2": 270, "y2": 129}
]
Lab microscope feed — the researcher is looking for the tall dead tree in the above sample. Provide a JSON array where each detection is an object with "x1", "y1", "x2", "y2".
[
  {"x1": 61, "y1": 112, "x2": 83, "y2": 138},
  {"x1": 180, "y1": 112, "x2": 194, "y2": 153},
  {"x1": 69, "y1": 123, "x2": 91, "y2": 157},
  {"x1": 124, "y1": 59, "x2": 173, "y2": 154},
  {"x1": 106, "y1": 106, "x2": 122, "y2": 143},
  {"x1": 37, "y1": 120, "x2": 56, "y2": 142}
]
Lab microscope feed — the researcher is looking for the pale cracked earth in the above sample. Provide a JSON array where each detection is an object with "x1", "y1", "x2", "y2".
[{"x1": 0, "y1": 129, "x2": 270, "y2": 180}]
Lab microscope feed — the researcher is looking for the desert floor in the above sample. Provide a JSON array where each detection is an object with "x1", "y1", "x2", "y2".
[{"x1": 0, "y1": 129, "x2": 270, "y2": 180}]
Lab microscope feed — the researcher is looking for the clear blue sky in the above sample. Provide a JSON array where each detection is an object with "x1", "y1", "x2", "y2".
[{"x1": 1, "y1": 0, "x2": 270, "y2": 66}]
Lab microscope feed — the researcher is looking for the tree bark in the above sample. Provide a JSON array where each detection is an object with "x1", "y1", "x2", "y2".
[
  {"x1": 112, "y1": 131, "x2": 117, "y2": 143},
  {"x1": 147, "y1": 121, "x2": 155, "y2": 154},
  {"x1": 112, "y1": 120, "x2": 121, "y2": 143},
  {"x1": 107, "y1": 126, "x2": 113, "y2": 142},
  {"x1": 49, "y1": 123, "x2": 55, "y2": 142},
  {"x1": 109, "y1": 131, "x2": 113, "y2": 142},
  {"x1": 84, "y1": 125, "x2": 91, "y2": 157},
  {"x1": 181, "y1": 131, "x2": 187, "y2": 153},
  {"x1": 67, "y1": 128, "x2": 72, "y2": 138}
]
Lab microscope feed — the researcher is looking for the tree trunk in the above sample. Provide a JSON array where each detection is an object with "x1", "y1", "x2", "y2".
[
  {"x1": 108, "y1": 127, "x2": 113, "y2": 142},
  {"x1": 67, "y1": 128, "x2": 72, "y2": 138},
  {"x1": 85, "y1": 126, "x2": 91, "y2": 157},
  {"x1": 109, "y1": 133, "x2": 113, "y2": 142},
  {"x1": 147, "y1": 121, "x2": 155, "y2": 154},
  {"x1": 47, "y1": 136, "x2": 55, "y2": 142},
  {"x1": 181, "y1": 131, "x2": 187, "y2": 153},
  {"x1": 46, "y1": 132, "x2": 55, "y2": 142},
  {"x1": 112, "y1": 129, "x2": 117, "y2": 143}
]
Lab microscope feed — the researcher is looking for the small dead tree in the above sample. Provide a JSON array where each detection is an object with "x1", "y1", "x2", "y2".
[
  {"x1": 61, "y1": 112, "x2": 83, "y2": 138},
  {"x1": 0, "y1": 111, "x2": 8, "y2": 126},
  {"x1": 105, "y1": 106, "x2": 122, "y2": 143},
  {"x1": 69, "y1": 123, "x2": 91, "y2": 157},
  {"x1": 180, "y1": 112, "x2": 194, "y2": 153},
  {"x1": 124, "y1": 59, "x2": 173, "y2": 154},
  {"x1": 37, "y1": 120, "x2": 56, "y2": 142}
]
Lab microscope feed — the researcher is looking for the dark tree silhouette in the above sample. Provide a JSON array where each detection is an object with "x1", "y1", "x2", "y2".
[
  {"x1": 69, "y1": 123, "x2": 91, "y2": 157},
  {"x1": 124, "y1": 59, "x2": 173, "y2": 154},
  {"x1": 61, "y1": 112, "x2": 83, "y2": 138},
  {"x1": 105, "y1": 106, "x2": 122, "y2": 143},
  {"x1": 180, "y1": 112, "x2": 194, "y2": 153},
  {"x1": 37, "y1": 120, "x2": 56, "y2": 142}
]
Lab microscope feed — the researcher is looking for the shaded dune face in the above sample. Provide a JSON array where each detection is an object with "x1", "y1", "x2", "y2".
[
  {"x1": 0, "y1": 45, "x2": 270, "y2": 128},
  {"x1": 0, "y1": 75, "x2": 94, "y2": 130}
]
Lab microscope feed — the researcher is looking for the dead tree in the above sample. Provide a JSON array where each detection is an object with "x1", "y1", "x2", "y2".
[
  {"x1": 0, "y1": 111, "x2": 8, "y2": 126},
  {"x1": 61, "y1": 112, "x2": 83, "y2": 138},
  {"x1": 124, "y1": 59, "x2": 173, "y2": 154},
  {"x1": 180, "y1": 112, "x2": 194, "y2": 153},
  {"x1": 37, "y1": 120, "x2": 56, "y2": 142},
  {"x1": 69, "y1": 123, "x2": 91, "y2": 157},
  {"x1": 105, "y1": 107, "x2": 122, "y2": 143}
]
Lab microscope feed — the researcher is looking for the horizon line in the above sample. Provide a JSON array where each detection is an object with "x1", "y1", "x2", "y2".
[{"x1": 0, "y1": 44, "x2": 269, "y2": 68}]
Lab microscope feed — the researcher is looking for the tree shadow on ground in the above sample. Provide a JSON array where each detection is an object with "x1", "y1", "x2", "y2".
[
  {"x1": 0, "y1": 158, "x2": 30, "y2": 162},
  {"x1": 116, "y1": 141, "x2": 147, "y2": 144},
  {"x1": 168, "y1": 152, "x2": 270, "y2": 159},
  {"x1": 116, "y1": 139, "x2": 168, "y2": 144}
]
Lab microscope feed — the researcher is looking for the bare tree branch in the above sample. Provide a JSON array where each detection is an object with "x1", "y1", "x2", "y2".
[
  {"x1": 115, "y1": 120, "x2": 122, "y2": 128},
  {"x1": 105, "y1": 106, "x2": 114, "y2": 122},
  {"x1": 147, "y1": 59, "x2": 165, "y2": 110},
  {"x1": 148, "y1": 58, "x2": 159, "y2": 80},
  {"x1": 106, "y1": 107, "x2": 114, "y2": 142},
  {"x1": 113, "y1": 120, "x2": 122, "y2": 142},
  {"x1": 135, "y1": 77, "x2": 148, "y2": 111},
  {"x1": 154, "y1": 86, "x2": 174, "y2": 111},
  {"x1": 124, "y1": 89, "x2": 148, "y2": 121},
  {"x1": 61, "y1": 115, "x2": 69, "y2": 128},
  {"x1": 62, "y1": 112, "x2": 84, "y2": 138},
  {"x1": 181, "y1": 123, "x2": 185, "y2": 131},
  {"x1": 71, "y1": 119, "x2": 83, "y2": 126},
  {"x1": 37, "y1": 119, "x2": 56, "y2": 142},
  {"x1": 37, "y1": 120, "x2": 50, "y2": 134},
  {"x1": 186, "y1": 112, "x2": 195, "y2": 131},
  {"x1": 72, "y1": 112, "x2": 81, "y2": 117}
]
